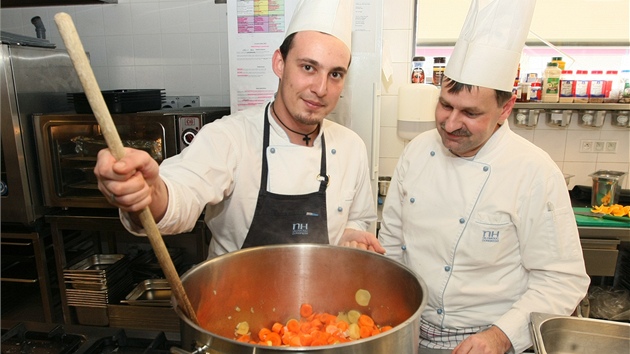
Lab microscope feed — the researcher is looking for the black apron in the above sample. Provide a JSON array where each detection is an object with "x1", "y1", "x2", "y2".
[{"x1": 241, "y1": 104, "x2": 329, "y2": 248}]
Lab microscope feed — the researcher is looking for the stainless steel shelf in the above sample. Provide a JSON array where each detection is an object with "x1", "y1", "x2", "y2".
[{"x1": 514, "y1": 102, "x2": 630, "y2": 111}]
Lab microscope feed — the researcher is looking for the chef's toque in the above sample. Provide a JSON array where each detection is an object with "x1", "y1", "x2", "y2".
[
  {"x1": 445, "y1": 0, "x2": 536, "y2": 92},
  {"x1": 285, "y1": 0, "x2": 353, "y2": 51}
]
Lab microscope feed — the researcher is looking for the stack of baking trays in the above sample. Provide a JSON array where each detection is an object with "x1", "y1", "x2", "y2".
[
  {"x1": 108, "y1": 278, "x2": 180, "y2": 332},
  {"x1": 106, "y1": 248, "x2": 183, "y2": 332},
  {"x1": 64, "y1": 254, "x2": 134, "y2": 326}
]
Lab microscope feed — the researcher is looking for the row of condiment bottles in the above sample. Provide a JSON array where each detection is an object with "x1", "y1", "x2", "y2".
[
  {"x1": 536, "y1": 58, "x2": 629, "y2": 103},
  {"x1": 514, "y1": 56, "x2": 630, "y2": 103}
]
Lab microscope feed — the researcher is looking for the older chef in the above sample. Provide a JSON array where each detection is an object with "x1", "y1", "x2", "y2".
[
  {"x1": 378, "y1": 0, "x2": 590, "y2": 353},
  {"x1": 94, "y1": 0, "x2": 383, "y2": 258}
]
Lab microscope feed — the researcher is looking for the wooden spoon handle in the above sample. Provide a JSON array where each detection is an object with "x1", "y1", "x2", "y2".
[{"x1": 54, "y1": 12, "x2": 199, "y2": 325}]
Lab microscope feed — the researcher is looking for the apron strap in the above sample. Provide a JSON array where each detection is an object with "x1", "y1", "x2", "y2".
[{"x1": 262, "y1": 103, "x2": 328, "y2": 193}]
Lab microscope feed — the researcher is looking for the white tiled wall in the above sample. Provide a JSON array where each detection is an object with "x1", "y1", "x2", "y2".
[
  {"x1": 2, "y1": 0, "x2": 629, "y2": 188},
  {"x1": 0, "y1": 0, "x2": 231, "y2": 107}
]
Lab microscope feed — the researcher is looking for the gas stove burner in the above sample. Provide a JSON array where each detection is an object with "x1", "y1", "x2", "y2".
[
  {"x1": 1, "y1": 322, "x2": 180, "y2": 354},
  {"x1": 1, "y1": 323, "x2": 85, "y2": 354}
]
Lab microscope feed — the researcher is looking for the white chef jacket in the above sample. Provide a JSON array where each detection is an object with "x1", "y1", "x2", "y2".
[
  {"x1": 121, "y1": 104, "x2": 376, "y2": 258},
  {"x1": 379, "y1": 123, "x2": 590, "y2": 353}
]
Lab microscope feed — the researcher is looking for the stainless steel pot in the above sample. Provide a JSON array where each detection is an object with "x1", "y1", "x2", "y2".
[{"x1": 174, "y1": 244, "x2": 427, "y2": 354}]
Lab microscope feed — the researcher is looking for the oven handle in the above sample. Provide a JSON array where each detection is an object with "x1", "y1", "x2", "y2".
[{"x1": 54, "y1": 12, "x2": 199, "y2": 326}]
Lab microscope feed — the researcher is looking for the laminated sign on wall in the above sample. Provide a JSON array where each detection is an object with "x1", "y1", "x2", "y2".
[{"x1": 226, "y1": 1, "x2": 298, "y2": 112}]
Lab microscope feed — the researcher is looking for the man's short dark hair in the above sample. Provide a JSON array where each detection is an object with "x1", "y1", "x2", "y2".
[
  {"x1": 278, "y1": 32, "x2": 352, "y2": 67},
  {"x1": 443, "y1": 77, "x2": 513, "y2": 107}
]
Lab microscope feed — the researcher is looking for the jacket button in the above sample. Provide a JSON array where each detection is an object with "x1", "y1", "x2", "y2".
[
  {"x1": 459, "y1": 218, "x2": 465, "y2": 224},
  {"x1": 430, "y1": 151, "x2": 436, "y2": 156},
  {"x1": 410, "y1": 197, "x2": 416, "y2": 203},
  {"x1": 337, "y1": 206, "x2": 343, "y2": 212},
  {"x1": 401, "y1": 245, "x2": 407, "y2": 251},
  {"x1": 444, "y1": 265, "x2": 451, "y2": 272},
  {"x1": 331, "y1": 149, "x2": 337, "y2": 154},
  {"x1": 437, "y1": 309, "x2": 443, "y2": 315},
  {"x1": 270, "y1": 147, "x2": 276, "y2": 153},
  {"x1": 483, "y1": 166, "x2": 489, "y2": 172}
]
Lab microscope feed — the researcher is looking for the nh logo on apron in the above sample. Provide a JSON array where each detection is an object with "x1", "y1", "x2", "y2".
[
  {"x1": 292, "y1": 223, "x2": 309, "y2": 236},
  {"x1": 482, "y1": 230, "x2": 499, "y2": 242}
]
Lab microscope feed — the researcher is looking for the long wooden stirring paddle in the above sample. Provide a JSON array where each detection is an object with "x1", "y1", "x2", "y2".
[{"x1": 54, "y1": 12, "x2": 199, "y2": 325}]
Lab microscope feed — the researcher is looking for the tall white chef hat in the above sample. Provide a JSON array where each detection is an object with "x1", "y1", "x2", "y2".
[
  {"x1": 285, "y1": 0, "x2": 353, "y2": 51},
  {"x1": 445, "y1": 0, "x2": 537, "y2": 92}
]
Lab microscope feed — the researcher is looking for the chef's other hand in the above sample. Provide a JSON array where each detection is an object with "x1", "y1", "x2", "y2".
[
  {"x1": 94, "y1": 147, "x2": 163, "y2": 214},
  {"x1": 340, "y1": 228, "x2": 386, "y2": 254},
  {"x1": 451, "y1": 325, "x2": 512, "y2": 354}
]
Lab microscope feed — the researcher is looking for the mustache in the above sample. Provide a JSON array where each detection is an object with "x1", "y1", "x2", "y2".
[{"x1": 440, "y1": 124, "x2": 471, "y2": 137}]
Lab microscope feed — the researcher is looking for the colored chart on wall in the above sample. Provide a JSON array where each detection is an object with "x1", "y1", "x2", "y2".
[{"x1": 237, "y1": 0, "x2": 286, "y2": 34}]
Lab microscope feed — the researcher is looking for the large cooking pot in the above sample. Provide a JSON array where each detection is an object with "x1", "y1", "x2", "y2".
[{"x1": 174, "y1": 244, "x2": 427, "y2": 354}]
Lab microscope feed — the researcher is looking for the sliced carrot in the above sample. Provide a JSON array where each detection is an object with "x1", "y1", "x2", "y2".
[
  {"x1": 236, "y1": 334, "x2": 250, "y2": 342},
  {"x1": 289, "y1": 335, "x2": 302, "y2": 347},
  {"x1": 358, "y1": 314, "x2": 375, "y2": 327},
  {"x1": 310, "y1": 318, "x2": 323, "y2": 330},
  {"x1": 300, "y1": 303, "x2": 314, "y2": 318},
  {"x1": 271, "y1": 322, "x2": 284, "y2": 334},
  {"x1": 265, "y1": 332, "x2": 282, "y2": 346},
  {"x1": 258, "y1": 327, "x2": 271, "y2": 341},
  {"x1": 298, "y1": 332, "x2": 313, "y2": 346},
  {"x1": 286, "y1": 318, "x2": 300, "y2": 333},
  {"x1": 336, "y1": 320, "x2": 349, "y2": 331},
  {"x1": 232, "y1": 304, "x2": 391, "y2": 347},
  {"x1": 359, "y1": 325, "x2": 372, "y2": 339}
]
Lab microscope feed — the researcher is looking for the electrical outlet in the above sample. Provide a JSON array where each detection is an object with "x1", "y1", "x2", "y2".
[
  {"x1": 580, "y1": 140, "x2": 593, "y2": 152},
  {"x1": 593, "y1": 140, "x2": 605, "y2": 152},
  {"x1": 605, "y1": 140, "x2": 618, "y2": 153}
]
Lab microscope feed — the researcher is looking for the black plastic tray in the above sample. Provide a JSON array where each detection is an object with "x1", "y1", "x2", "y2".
[{"x1": 68, "y1": 89, "x2": 165, "y2": 114}]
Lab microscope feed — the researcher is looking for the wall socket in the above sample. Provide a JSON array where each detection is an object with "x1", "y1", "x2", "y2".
[{"x1": 580, "y1": 139, "x2": 618, "y2": 153}]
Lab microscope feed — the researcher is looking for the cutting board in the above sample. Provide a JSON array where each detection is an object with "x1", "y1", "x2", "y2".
[{"x1": 573, "y1": 207, "x2": 630, "y2": 228}]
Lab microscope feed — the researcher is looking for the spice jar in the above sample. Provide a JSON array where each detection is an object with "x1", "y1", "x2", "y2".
[{"x1": 432, "y1": 57, "x2": 446, "y2": 86}]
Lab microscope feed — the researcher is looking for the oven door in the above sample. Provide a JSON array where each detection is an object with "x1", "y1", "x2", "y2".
[{"x1": 34, "y1": 113, "x2": 180, "y2": 209}]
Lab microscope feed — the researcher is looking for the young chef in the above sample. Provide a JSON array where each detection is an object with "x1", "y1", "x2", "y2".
[
  {"x1": 377, "y1": 0, "x2": 590, "y2": 353},
  {"x1": 93, "y1": 0, "x2": 384, "y2": 258}
]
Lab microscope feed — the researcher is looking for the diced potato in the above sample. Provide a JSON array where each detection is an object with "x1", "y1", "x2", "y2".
[
  {"x1": 347, "y1": 309, "x2": 361, "y2": 324},
  {"x1": 355, "y1": 289, "x2": 371, "y2": 306},
  {"x1": 348, "y1": 323, "x2": 361, "y2": 340},
  {"x1": 235, "y1": 321, "x2": 249, "y2": 336}
]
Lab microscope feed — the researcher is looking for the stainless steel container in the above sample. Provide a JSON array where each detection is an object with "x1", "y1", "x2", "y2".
[
  {"x1": 589, "y1": 170, "x2": 627, "y2": 206},
  {"x1": 174, "y1": 244, "x2": 427, "y2": 354},
  {"x1": 530, "y1": 312, "x2": 630, "y2": 354}
]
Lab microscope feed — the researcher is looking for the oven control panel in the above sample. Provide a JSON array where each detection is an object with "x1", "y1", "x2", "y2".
[{"x1": 178, "y1": 116, "x2": 202, "y2": 149}]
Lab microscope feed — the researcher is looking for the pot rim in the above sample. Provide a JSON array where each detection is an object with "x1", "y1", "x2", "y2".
[{"x1": 173, "y1": 244, "x2": 428, "y2": 351}]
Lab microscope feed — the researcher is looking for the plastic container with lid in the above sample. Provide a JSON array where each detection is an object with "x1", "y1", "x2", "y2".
[
  {"x1": 574, "y1": 70, "x2": 590, "y2": 103},
  {"x1": 432, "y1": 57, "x2": 446, "y2": 87},
  {"x1": 541, "y1": 62, "x2": 561, "y2": 103},
  {"x1": 551, "y1": 56, "x2": 566, "y2": 70},
  {"x1": 411, "y1": 56, "x2": 426, "y2": 84},
  {"x1": 530, "y1": 81, "x2": 541, "y2": 102},
  {"x1": 588, "y1": 70, "x2": 605, "y2": 103},
  {"x1": 603, "y1": 70, "x2": 620, "y2": 103},
  {"x1": 620, "y1": 69, "x2": 630, "y2": 103},
  {"x1": 559, "y1": 69, "x2": 575, "y2": 103}
]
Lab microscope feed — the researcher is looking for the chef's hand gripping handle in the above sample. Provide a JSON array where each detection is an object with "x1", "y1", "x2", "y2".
[{"x1": 54, "y1": 12, "x2": 199, "y2": 326}]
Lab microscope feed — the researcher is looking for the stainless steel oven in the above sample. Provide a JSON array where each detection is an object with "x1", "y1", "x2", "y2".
[
  {"x1": 34, "y1": 107, "x2": 229, "y2": 209},
  {"x1": 1, "y1": 44, "x2": 83, "y2": 225}
]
